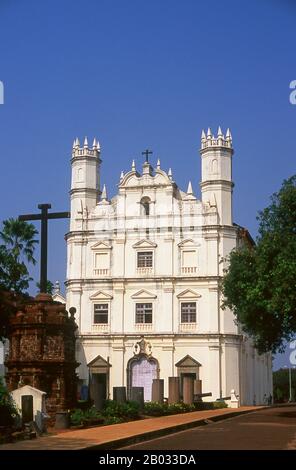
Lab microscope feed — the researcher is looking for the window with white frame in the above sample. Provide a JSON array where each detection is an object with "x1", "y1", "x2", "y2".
[
  {"x1": 181, "y1": 249, "x2": 197, "y2": 273},
  {"x1": 137, "y1": 251, "x2": 153, "y2": 268},
  {"x1": 182, "y1": 250, "x2": 195, "y2": 267},
  {"x1": 181, "y1": 302, "x2": 197, "y2": 323},
  {"x1": 135, "y1": 303, "x2": 153, "y2": 324},
  {"x1": 95, "y1": 252, "x2": 109, "y2": 269},
  {"x1": 94, "y1": 303, "x2": 109, "y2": 324}
]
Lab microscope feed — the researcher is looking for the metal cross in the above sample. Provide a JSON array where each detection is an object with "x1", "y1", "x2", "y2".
[
  {"x1": 141, "y1": 149, "x2": 153, "y2": 163},
  {"x1": 19, "y1": 204, "x2": 70, "y2": 293}
]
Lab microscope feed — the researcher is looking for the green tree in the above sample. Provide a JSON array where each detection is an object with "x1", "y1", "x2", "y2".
[
  {"x1": 0, "y1": 218, "x2": 38, "y2": 265},
  {"x1": 36, "y1": 280, "x2": 54, "y2": 295},
  {"x1": 273, "y1": 368, "x2": 296, "y2": 403},
  {"x1": 222, "y1": 175, "x2": 296, "y2": 353},
  {"x1": 0, "y1": 219, "x2": 38, "y2": 340},
  {"x1": 0, "y1": 218, "x2": 38, "y2": 293}
]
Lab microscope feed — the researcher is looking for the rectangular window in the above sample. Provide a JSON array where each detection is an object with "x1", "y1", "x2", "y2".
[
  {"x1": 137, "y1": 251, "x2": 153, "y2": 268},
  {"x1": 182, "y1": 250, "x2": 196, "y2": 267},
  {"x1": 135, "y1": 303, "x2": 152, "y2": 324},
  {"x1": 94, "y1": 303, "x2": 109, "y2": 324},
  {"x1": 181, "y1": 302, "x2": 196, "y2": 323},
  {"x1": 95, "y1": 252, "x2": 109, "y2": 269}
]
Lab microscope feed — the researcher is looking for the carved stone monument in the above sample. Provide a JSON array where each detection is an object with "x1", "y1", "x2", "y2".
[{"x1": 5, "y1": 293, "x2": 79, "y2": 419}]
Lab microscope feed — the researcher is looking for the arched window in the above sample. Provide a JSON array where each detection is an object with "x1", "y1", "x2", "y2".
[
  {"x1": 211, "y1": 159, "x2": 218, "y2": 174},
  {"x1": 140, "y1": 197, "x2": 151, "y2": 216}
]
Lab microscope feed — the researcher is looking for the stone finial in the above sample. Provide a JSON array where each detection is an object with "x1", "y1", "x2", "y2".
[
  {"x1": 96, "y1": 140, "x2": 101, "y2": 151},
  {"x1": 187, "y1": 181, "x2": 193, "y2": 195},
  {"x1": 101, "y1": 184, "x2": 107, "y2": 201},
  {"x1": 120, "y1": 171, "x2": 124, "y2": 181},
  {"x1": 200, "y1": 127, "x2": 233, "y2": 150},
  {"x1": 226, "y1": 128, "x2": 232, "y2": 141},
  {"x1": 53, "y1": 280, "x2": 61, "y2": 295},
  {"x1": 72, "y1": 139, "x2": 76, "y2": 149},
  {"x1": 83, "y1": 136, "x2": 88, "y2": 148},
  {"x1": 156, "y1": 158, "x2": 161, "y2": 169},
  {"x1": 76, "y1": 138, "x2": 80, "y2": 148},
  {"x1": 168, "y1": 168, "x2": 172, "y2": 179},
  {"x1": 69, "y1": 306, "x2": 76, "y2": 319},
  {"x1": 92, "y1": 138, "x2": 97, "y2": 149},
  {"x1": 132, "y1": 160, "x2": 136, "y2": 171}
]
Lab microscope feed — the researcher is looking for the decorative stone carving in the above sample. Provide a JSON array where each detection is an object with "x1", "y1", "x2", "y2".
[
  {"x1": 133, "y1": 336, "x2": 152, "y2": 356},
  {"x1": 5, "y1": 294, "x2": 79, "y2": 420}
]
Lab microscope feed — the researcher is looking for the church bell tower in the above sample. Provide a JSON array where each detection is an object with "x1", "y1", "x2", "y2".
[
  {"x1": 200, "y1": 127, "x2": 234, "y2": 225},
  {"x1": 70, "y1": 137, "x2": 101, "y2": 228}
]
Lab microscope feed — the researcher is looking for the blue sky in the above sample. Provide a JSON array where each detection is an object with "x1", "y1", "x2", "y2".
[{"x1": 0, "y1": 0, "x2": 295, "y2": 368}]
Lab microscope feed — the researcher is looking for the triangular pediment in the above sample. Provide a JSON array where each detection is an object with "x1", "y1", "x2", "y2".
[
  {"x1": 131, "y1": 289, "x2": 157, "y2": 299},
  {"x1": 178, "y1": 239, "x2": 196, "y2": 247},
  {"x1": 88, "y1": 355, "x2": 111, "y2": 367},
  {"x1": 132, "y1": 239, "x2": 157, "y2": 249},
  {"x1": 175, "y1": 355, "x2": 202, "y2": 368},
  {"x1": 90, "y1": 290, "x2": 113, "y2": 300},
  {"x1": 91, "y1": 241, "x2": 112, "y2": 250},
  {"x1": 177, "y1": 289, "x2": 201, "y2": 299}
]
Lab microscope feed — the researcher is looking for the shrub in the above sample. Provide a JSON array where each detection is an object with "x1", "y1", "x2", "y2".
[
  {"x1": 102, "y1": 400, "x2": 140, "y2": 420},
  {"x1": 143, "y1": 401, "x2": 168, "y2": 416},
  {"x1": 70, "y1": 406, "x2": 103, "y2": 426},
  {"x1": 70, "y1": 408, "x2": 85, "y2": 426},
  {"x1": 103, "y1": 416, "x2": 124, "y2": 425},
  {"x1": 0, "y1": 377, "x2": 19, "y2": 426},
  {"x1": 144, "y1": 401, "x2": 195, "y2": 416}
]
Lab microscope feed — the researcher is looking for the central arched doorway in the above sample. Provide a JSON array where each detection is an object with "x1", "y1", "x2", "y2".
[{"x1": 128, "y1": 355, "x2": 158, "y2": 401}]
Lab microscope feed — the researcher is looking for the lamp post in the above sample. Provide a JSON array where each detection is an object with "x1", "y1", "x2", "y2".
[{"x1": 284, "y1": 366, "x2": 292, "y2": 402}]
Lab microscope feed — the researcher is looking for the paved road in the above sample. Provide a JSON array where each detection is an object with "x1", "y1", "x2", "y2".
[{"x1": 122, "y1": 405, "x2": 296, "y2": 450}]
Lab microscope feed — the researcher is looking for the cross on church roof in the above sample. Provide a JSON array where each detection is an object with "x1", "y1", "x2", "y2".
[{"x1": 142, "y1": 149, "x2": 153, "y2": 163}]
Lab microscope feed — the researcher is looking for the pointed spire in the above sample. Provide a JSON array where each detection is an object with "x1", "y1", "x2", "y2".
[
  {"x1": 92, "y1": 138, "x2": 97, "y2": 149},
  {"x1": 96, "y1": 140, "x2": 101, "y2": 151},
  {"x1": 187, "y1": 181, "x2": 193, "y2": 195},
  {"x1": 207, "y1": 128, "x2": 212, "y2": 139},
  {"x1": 168, "y1": 168, "x2": 172, "y2": 179},
  {"x1": 132, "y1": 160, "x2": 136, "y2": 171},
  {"x1": 72, "y1": 139, "x2": 76, "y2": 149},
  {"x1": 101, "y1": 184, "x2": 107, "y2": 200},
  {"x1": 120, "y1": 171, "x2": 124, "y2": 181},
  {"x1": 226, "y1": 128, "x2": 232, "y2": 139},
  {"x1": 84, "y1": 136, "x2": 88, "y2": 148},
  {"x1": 76, "y1": 138, "x2": 80, "y2": 148},
  {"x1": 217, "y1": 126, "x2": 223, "y2": 137},
  {"x1": 156, "y1": 158, "x2": 161, "y2": 169},
  {"x1": 201, "y1": 129, "x2": 206, "y2": 140}
]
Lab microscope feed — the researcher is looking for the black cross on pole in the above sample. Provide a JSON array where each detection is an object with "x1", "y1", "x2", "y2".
[
  {"x1": 141, "y1": 149, "x2": 153, "y2": 163},
  {"x1": 19, "y1": 204, "x2": 70, "y2": 293}
]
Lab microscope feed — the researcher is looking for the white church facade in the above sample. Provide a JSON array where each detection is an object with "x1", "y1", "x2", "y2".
[{"x1": 66, "y1": 128, "x2": 272, "y2": 405}]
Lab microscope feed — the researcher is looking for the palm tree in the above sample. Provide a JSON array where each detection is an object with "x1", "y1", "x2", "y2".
[{"x1": 0, "y1": 218, "x2": 38, "y2": 265}]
